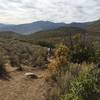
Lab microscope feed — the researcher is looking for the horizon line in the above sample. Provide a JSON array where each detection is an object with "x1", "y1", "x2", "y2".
[{"x1": 0, "y1": 18, "x2": 99, "y2": 25}]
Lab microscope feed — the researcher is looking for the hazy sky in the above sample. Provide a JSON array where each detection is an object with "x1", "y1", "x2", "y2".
[{"x1": 0, "y1": 0, "x2": 100, "y2": 24}]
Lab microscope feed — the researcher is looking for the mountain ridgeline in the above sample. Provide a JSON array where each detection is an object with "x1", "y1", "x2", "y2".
[
  {"x1": 0, "y1": 19, "x2": 99, "y2": 35},
  {"x1": 0, "y1": 21, "x2": 66, "y2": 35}
]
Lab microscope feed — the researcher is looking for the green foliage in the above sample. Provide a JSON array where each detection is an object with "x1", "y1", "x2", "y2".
[
  {"x1": 95, "y1": 44, "x2": 100, "y2": 63},
  {"x1": 68, "y1": 33, "x2": 97, "y2": 63},
  {"x1": 30, "y1": 27, "x2": 86, "y2": 39},
  {"x1": 48, "y1": 60, "x2": 100, "y2": 100},
  {"x1": 0, "y1": 37, "x2": 47, "y2": 68},
  {"x1": 88, "y1": 19, "x2": 100, "y2": 32},
  {"x1": 36, "y1": 40, "x2": 55, "y2": 48},
  {"x1": 60, "y1": 67, "x2": 100, "y2": 100},
  {"x1": 69, "y1": 43, "x2": 96, "y2": 63},
  {"x1": 70, "y1": 74, "x2": 99, "y2": 100},
  {"x1": 0, "y1": 65, "x2": 7, "y2": 77},
  {"x1": 61, "y1": 94, "x2": 79, "y2": 100},
  {"x1": 8, "y1": 44, "x2": 47, "y2": 67},
  {"x1": 0, "y1": 54, "x2": 7, "y2": 76}
]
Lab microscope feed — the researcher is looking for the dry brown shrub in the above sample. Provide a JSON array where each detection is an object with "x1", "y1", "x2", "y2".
[{"x1": 48, "y1": 44, "x2": 69, "y2": 75}]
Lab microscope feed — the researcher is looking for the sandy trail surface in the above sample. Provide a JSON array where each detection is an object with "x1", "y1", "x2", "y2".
[{"x1": 0, "y1": 66, "x2": 49, "y2": 100}]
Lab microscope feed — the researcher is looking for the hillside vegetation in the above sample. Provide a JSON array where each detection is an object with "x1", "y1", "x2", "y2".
[
  {"x1": 0, "y1": 25, "x2": 99, "y2": 100},
  {"x1": 88, "y1": 19, "x2": 100, "y2": 32}
]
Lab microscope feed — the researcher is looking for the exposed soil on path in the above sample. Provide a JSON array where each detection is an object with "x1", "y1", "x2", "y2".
[{"x1": 0, "y1": 66, "x2": 49, "y2": 100}]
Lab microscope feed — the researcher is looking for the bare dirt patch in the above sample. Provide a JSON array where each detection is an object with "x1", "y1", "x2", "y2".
[{"x1": 0, "y1": 67, "x2": 49, "y2": 100}]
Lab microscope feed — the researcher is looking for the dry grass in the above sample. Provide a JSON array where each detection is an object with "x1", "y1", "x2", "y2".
[
  {"x1": 0, "y1": 62, "x2": 98, "y2": 100},
  {"x1": 46, "y1": 62, "x2": 99, "y2": 100}
]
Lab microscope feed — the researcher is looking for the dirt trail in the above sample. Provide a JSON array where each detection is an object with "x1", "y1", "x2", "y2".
[{"x1": 0, "y1": 67, "x2": 49, "y2": 100}]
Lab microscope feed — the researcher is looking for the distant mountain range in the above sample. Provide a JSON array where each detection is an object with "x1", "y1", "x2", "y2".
[
  {"x1": 0, "y1": 19, "x2": 99, "y2": 35},
  {"x1": 0, "y1": 21, "x2": 66, "y2": 35}
]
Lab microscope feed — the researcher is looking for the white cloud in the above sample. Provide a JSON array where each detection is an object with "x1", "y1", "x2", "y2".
[{"x1": 0, "y1": 0, "x2": 100, "y2": 24}]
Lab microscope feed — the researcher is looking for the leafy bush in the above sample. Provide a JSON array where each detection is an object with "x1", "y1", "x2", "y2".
[
  {"x1": 61, "y1": 67, "x2": 100, "y2": 100},
  {"x1": 69, "y1": 39, "x2": 96, "y2": 63}
]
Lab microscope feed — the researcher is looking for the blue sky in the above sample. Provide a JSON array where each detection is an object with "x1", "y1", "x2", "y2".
[{"x1": 0, "y1": 0, "x2": 100, "y2": 24}]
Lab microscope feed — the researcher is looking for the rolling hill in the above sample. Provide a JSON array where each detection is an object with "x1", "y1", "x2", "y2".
[
  {"x1": 29, "y1": 26, "x2": 87, "y2": 39},
  {"x1": 87, "y1": 19, "x2": 100, "y2": 32}
]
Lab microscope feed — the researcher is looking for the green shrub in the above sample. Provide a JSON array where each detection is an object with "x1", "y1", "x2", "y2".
[
  {"x1": 0, "y1": 65, "x2": 7, "y2": 77},
  {"x1": 0, "y1": 55, "x2": 7, "y2": 77},
  {"x1": 36, "y1": 40, "x2": 55, "y2": 48},
  {"x1": 6, "y1": 42, "x2": 47, "y2": 68},
  {"x1": 67, "y1": 33, "x2": 97, "y2": 63},
  {"x1": 48, "y1": 63, "x2": 100, "y2": 100},
  {"x1": 69, "y1": 42, "x2": 96, "y2": 63},
  {"x1": 61, "y1": 69, "x2": 100, "y2": 100},
  {"x1": 61, "y1": 94, "x2": 79, "y2": 100}
]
